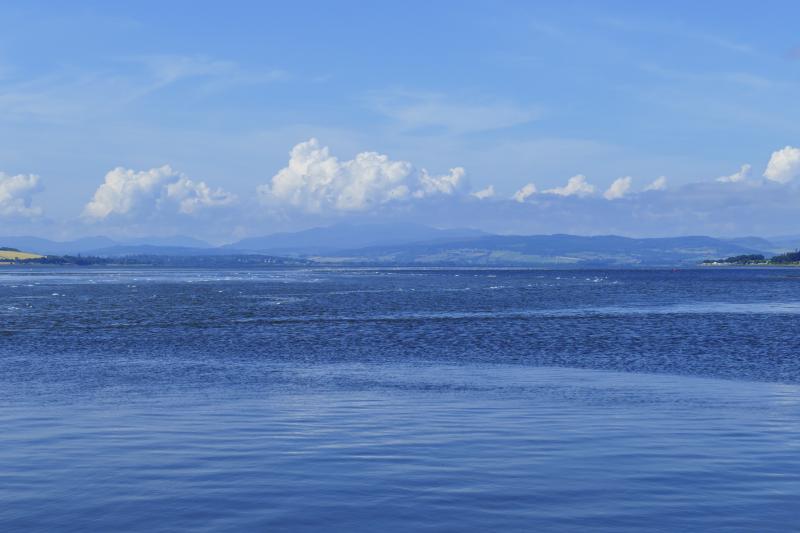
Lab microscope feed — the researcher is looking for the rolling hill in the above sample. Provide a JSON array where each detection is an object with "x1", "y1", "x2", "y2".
[
  {"x1": 310, "y1": 234, "x2": 770, "y2": 266},
  {"x1": 224, "y1": 222, "x2": 487, "y2": 255},
  {"x1": 0, "y1": 248, "x2": 44, "y2": 261},
  {"x1": 0, "y1": 226, "x2": 782, "y2": 267}
]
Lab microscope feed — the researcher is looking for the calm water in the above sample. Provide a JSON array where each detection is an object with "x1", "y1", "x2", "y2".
[{"x1": 1, "y1": 267, "x2": 799, "y2": 531}]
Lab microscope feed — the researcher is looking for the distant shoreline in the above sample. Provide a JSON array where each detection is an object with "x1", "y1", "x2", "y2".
[{"x1": 4, "y1": 260, "x2": 800, "y2": 270}]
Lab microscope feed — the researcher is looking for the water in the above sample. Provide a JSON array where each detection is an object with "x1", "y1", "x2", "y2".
[{"x1": 1, "y1": 267, "x2": 799, "y2": 531}]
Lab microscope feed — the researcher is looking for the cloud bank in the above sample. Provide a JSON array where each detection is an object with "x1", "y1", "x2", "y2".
[
  {"x1": 7, "y1": 140, "x2": 800, "y2": 240},
  {"x1": 84, "y1": 165, "x2": 236, "y2": 220},
  {"x1": 0, "y1": 172, "x2": 43, "y2": 217},
  {"x1": 258, "y1": 138, "x2": 466, "y2": 213}
]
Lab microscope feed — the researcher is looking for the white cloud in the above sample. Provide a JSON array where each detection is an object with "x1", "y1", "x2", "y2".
[
  {"x1": 414, "y1": 167, "x2": 466, "y2": 198},
  {"x1": 259, "y1": 138, "x2": 466, "y2": 212},
  {"x1": 543, "y1": 175, "x2": 595, "y2": 197},
  {"x1": 84, "y1": 165, "x2": 235, "y2": 219},
  {"x1": 0, "y1": 172, "x2": 42, "y2": 217},
  {"x1": 512, "y1": 183, "x2": 537, "y2": 202},
  {"x1": 764, "y1": 146, "x2": 800, "y2": 183},
  {"x1": 165, "y1": 177, "x2": 237, "y2": 214},
  {"x1": 471, "y1": 185, "x2": 495, "y2": 199},
  {"x1": 716, "y1": 164, "x2": 751, "y2": 183},
  {"x1": 644, "y1": 176, "x2": 668, "y2": 191},
  {"x1": 603, "y1": 176, "x2": 633, "y2": 200}
]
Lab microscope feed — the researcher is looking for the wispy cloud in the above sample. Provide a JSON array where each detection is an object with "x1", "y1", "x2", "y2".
[
  {"x1": 126, "y1": 54, "x2": 289, "y2": 95},
  {"x1": 599, "y1": 15, "x2": 755, "y2": 56},
  {"x1": 0, "y1": 54, "x2": 288, "y2": 122},
  {"x1": 641, "y1": 64, "x2": 780, "y2": 90},
  {"x1": 368, "y1": 90, "x2": 540, "y2": 135},
  {"x1": 696, "y1": 33, "x2": 754, "y2": 55}
]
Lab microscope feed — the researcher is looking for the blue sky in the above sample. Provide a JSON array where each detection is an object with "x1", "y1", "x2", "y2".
[{"x1": 1, "y1": 1, "x2": 799, "y2": 241}]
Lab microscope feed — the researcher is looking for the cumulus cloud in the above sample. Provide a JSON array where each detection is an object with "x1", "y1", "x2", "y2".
[
  {"x1": 512, "y1": 183, "x2": 537, "y2": 203},
  {"x1": 603, "y1": 176, "x2": 633, "y2": 200},
  {"x1": 414, "y1": 167, "x2": 466, "y2": 198},
  {"x1": 471, "y1": 185, "x2": 495, "y2": 199},
  {"x1": 84, "y1": 165, "x2": 235, "y2": 220},
  {"x1": 716, "y1": 164, "x2": 751, "y2": 183},
  {"x1": 259, "y1": 138, "x2": 466, "y2": 213},
  {"x1": 543, "y1": 175, "x2": 595, "y2": 197},
  {"x1": 0, "y1": 172, "x2": 43, "y2": 217},
  {"x1": 644, "y1": 176, "x2": 668, "y2": 191},
  {"x1": 165, "y1": 177, "x2": 236, "y2": 214},
  {"x1": 764, "y1": 146, "x2": 800, "y2": 183}
]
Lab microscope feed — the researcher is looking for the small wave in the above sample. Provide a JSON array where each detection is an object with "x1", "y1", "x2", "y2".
[
  {"x1": 239, "y1": 295, "x2": 308, "y2": 305},
  {"x1": 229, "y1": 300, "x2": 800, "y2": 325}
]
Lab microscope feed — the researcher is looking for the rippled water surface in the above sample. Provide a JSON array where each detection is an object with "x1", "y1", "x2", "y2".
[{"x1": 2, "y1": 267, "x2": 800, "y2": 531}]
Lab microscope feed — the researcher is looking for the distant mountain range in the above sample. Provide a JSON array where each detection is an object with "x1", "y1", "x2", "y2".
[
  {"x1": 311, "y1": 234, "x2": 775, "y2": 266},
  {"x1": 1, "y1": 224, "x2": 796, "y2": 266},
  {"x1": 223, "y1": 222, "x2": 488, "y2": 255},
  {"x1": 0, "y1": 235, "x2": 212, "y2": 255}
]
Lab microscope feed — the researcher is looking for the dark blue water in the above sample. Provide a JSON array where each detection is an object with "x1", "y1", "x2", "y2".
[{"x1": 1, "y1": 268, "x2": 800, "y2": 531}]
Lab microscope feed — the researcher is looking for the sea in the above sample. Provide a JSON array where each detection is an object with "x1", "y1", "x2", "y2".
[{"x1": 1, "y1": 267, "x2": 799, "y2": 531}]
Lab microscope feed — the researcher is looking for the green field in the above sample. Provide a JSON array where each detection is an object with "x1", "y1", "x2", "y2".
[{"x1": 0, "y1": 250, "x2": 44, "y2": 261}]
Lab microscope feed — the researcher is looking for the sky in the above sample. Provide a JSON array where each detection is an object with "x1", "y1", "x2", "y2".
[{"x1": 1, "y1": 0, "x2": 799, "y2": 242}]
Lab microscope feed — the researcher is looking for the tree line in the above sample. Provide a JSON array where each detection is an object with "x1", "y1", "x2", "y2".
[{"x1": 703, "y1": 251, "x2": 800, "y2": 265}]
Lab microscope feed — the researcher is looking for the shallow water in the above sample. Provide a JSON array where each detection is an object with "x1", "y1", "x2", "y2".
[{"x1": 1, "y1": 267, "x2": 799, "y2": 531}]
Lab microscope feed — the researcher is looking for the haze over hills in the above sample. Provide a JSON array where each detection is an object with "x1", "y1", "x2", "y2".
[
  {"x1": 764, "y1": 235, "x2": 800, "y2": 252},
  {"x1": 721, "y1": 236, "x2": 785, "y2": 255},
  {"x1": 0, "y1": 235, "x2": 212, "y2": 256},
  {"x1": 314, "y1": 234, "x2": 771, "y2": 266},
  {"x1": 0, "y1": 236, "x2": 118, "y2": 255},
  {"x1": 2, "y1": 223, "x2": 791, "y2": 266},
  {"x1": 223, "y1": 223, "x2": 488, "y2": 256},
  {"x1": 117, "y1": 236, "x2": 213, "y2": 248},
  {"x1": 83, "y1": 245, "x2": 232, "y2": 257}
]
